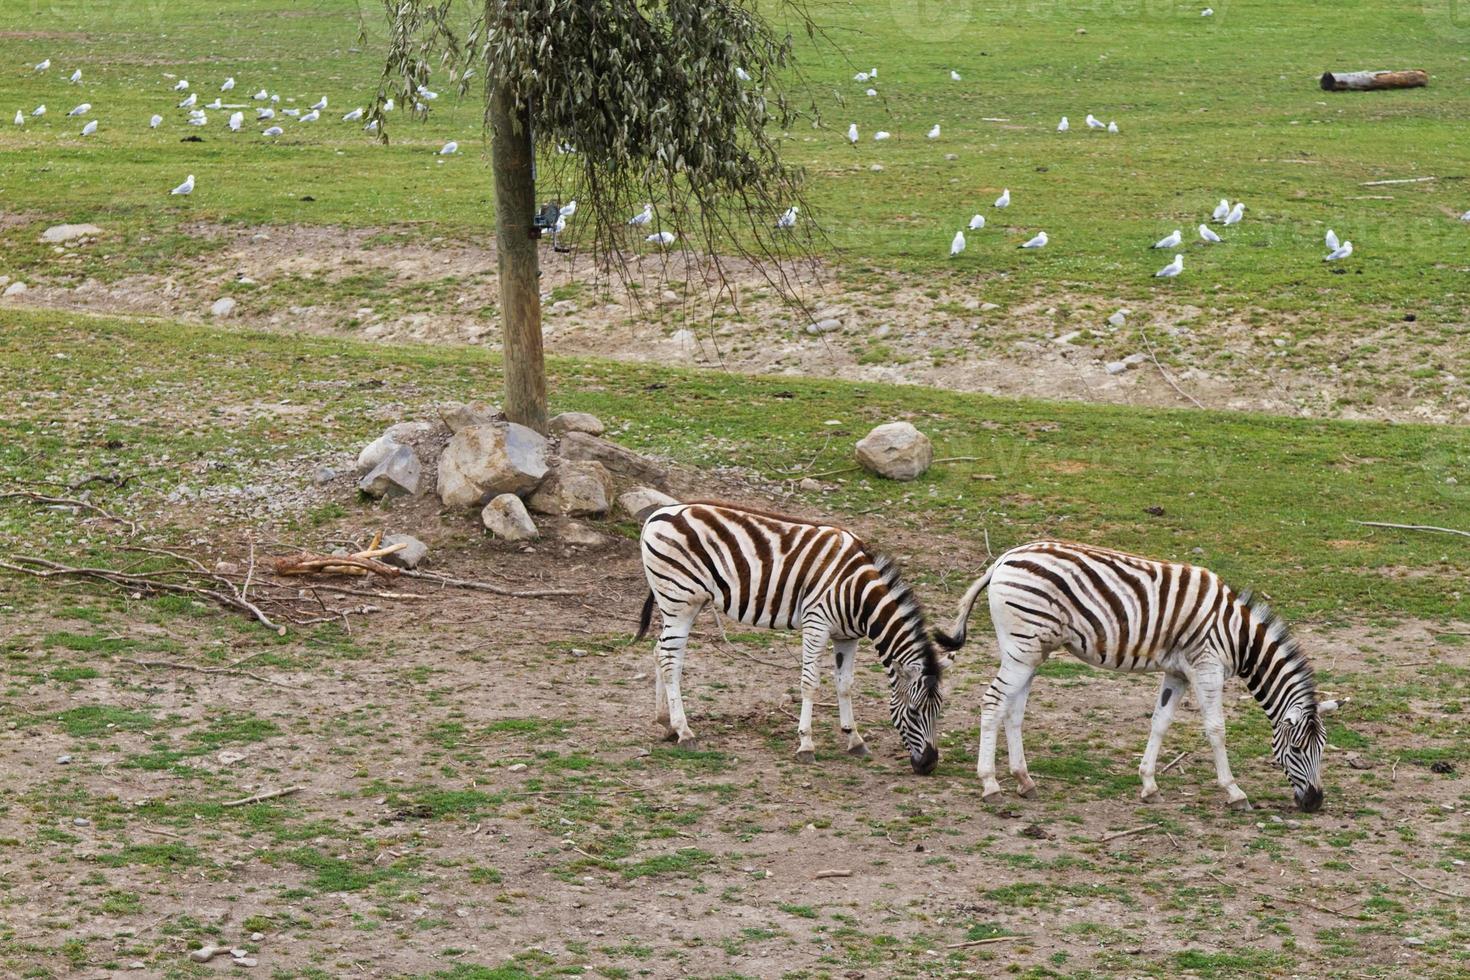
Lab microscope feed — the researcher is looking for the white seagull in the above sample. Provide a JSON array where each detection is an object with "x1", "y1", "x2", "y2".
[
  {"x1": 1019, "y1": 231, "x2": 1048, "y2": 249},
  {"x1": 646, "y1": 230, "x2": 676, "y2": 246},
  {"x1": 1212, "y1": 198, "x2": 1230, "y2": 221},
  {"x1": 1224, "y1": 202, "x2": 1244, "y2": 225},
  {"x1": 950, "y1": 70, "x2": 962, "y2": 81},
  {"x1": 206, "y1": 98, "x2": 222, "y2": 110},
  {"x1": 254, "y1": 88, "x2": 268, "y2": 100},
  {"x1": 1202, "y1": 7, "x2": 1214, "y2": 15},
  {"x1": 1155, "y1": 254, "x2": 1184, "y2": 278},
  {"x1": 994, "y1": 188, "x2": 1010, "y2": 208},
  {"x1": 257, "y1": 107, "x2": 275, "y2": 120},
  {"x1": 628, "y1": 203, "x2": 653, "y2": 226},
  {"x1": 80, "y1": 119, "x2": 97, "y2": 136},
  {"x1": 281, "y1": 108, "x2": 300, "y2": 117},
  {"x1": 866, "y1": 88, "x2": 877, "y2": 97},
  {"x1": 873, "y1": 130, "x2": 890, "y2": 141},
  {"x1": 187, "y1": 113, "x2": 207, "y2": 126},
  {"x1": 1107, "y1": 121, "x2": 1118, "y2": 133},
  {"x1": 263, "y1": 125, "x2": 284, "y2": 137},
  {"x1": 1057, "y1": 116, "x2": 1069, "y2": 132},
  {"x1": 364, "y1": 120, "x2": 378, "y2": 133},
  {"x1": 927, "y1": 124, "x2": 941, "y2": 139},
  {"x1": 1325, "y1": 229, "x2": 1340, "y2": 250},
  {"x1": 969, "y1": 213, "x2": 986, "y2": 230},
  {"x1": 853, "y1": 72, "x2": 870, "y2": 82},
  {"x1": 299, "y1": 109, "x2": 320, "y2": 123},
  {"x1": 178, "y1": 92, "x2": 197, "y2": 108},
  {"x1": 950, "y1": 230, "x2": 966, "y2": 256},
  {"x1": 31, "y1": 105, "x2": 46, "y2": 117},
  {"x1": 734, "y1": 66, "x2": 751, "y2": 81},
  {"x1": 1198, "y1": 224, "x2": 1221, "y2": 243},
  {"x1": 149, "y1": 114, "x2": 163, "y2": 128},
  {"x1": 560, "y1": 200, "x2": 578, "y2": 218},
  {"x1": 69, "y1": 68, "x2": 81, "y2": 84},
  {"x1": 311, "y1": 96, "x2": 328, "y2": 111},
  {"x1": 34, "y1": 59, "x2": 50, "y2": 72},
  {"x1": 383, "y1": 98, "x2": 395, "y2": 111},
  {"x1": 1152, "y1": 229, "x2": 1182, "y2": 249},
  {"x1": 415, "y1": 87, "x2": 436, "y2": 101},
  {"x1": 1324, "y1": 241, "x2": 1353, "y2": 261},
  {"x1": 66, "y1": 103, "x2": 91, "y2": 117},
  {"x1": 438, "y1": 139, "x2": 458, "y2": 154},
  {"x1": 847, "y1": 122, "x2": 858, "y2": 144},
  {"x1": 221, "y1": 77, "x2": 235, "y2": 91},
  {"x1": 13, "y1": 110, "x2": 23, "y2": 126},
  {"x1": 1086, "y1": 114, "x2": 1105, "y2": 129},
  {"x1": 228, "y1": 111, "x2": 243, "y2": 131},
  {"x1": 776, "y1": 206, "x2": 799, "y2": 229},
  {"x1": 342, "y1": 107, "x2": 363, "y2": 122},
  {"x1": 171, "y1": 174, "x2": 195, "y2": 195},
  {"x1": 174, "y1": 79, "x2": 189, "y2": 92}
]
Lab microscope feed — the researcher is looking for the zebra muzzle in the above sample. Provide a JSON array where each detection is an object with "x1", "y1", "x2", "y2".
[{"x1": 910, "y1": 743, "x2": 939, "y2": 775}]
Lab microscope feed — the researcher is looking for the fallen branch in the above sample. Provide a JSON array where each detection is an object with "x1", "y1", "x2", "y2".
[
  {"x1": 1159, "y1": 751, "x2": 1192, "y2": 775},
  {"x1": 399, "y1": 567, "x2": 584, "y2": 599},
  {"x1": 222, "y1": 786, "x2": 304, "y2": 808},
  {"x1": 1393, "y1": 865, "x2": 1468, "y2": 901},
  {"x1": 1360, "y1": 176, "x2": 1436, "y2": 186},
  {"x1": 946, "y1": 935, "x2": 1023, "y2": 950},
  {"x1": 0, "y1": 491, "x2": 138, "y2": 535},
  {"x1": 273, "y1": 551, "x2": 402, "y2": 578},
  {"x1": 123, "y1": 658, "x2": 297, "y2": 690},
  {"x1": 814, "y1": 869, "x2": 853, "y2": 879},
  {"x1": 1093, "y1": 824, "x2": 1158, "y2": 844},
  {"x1": 1138, "y1": 327, "x2": 1206, "y2": 409},
  {"x1": 1353, "y1": 520, "x2": 1470, "y2": 539}
]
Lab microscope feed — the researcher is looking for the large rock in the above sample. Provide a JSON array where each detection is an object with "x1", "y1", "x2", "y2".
[
  {"x1": 210, "y1": 297, "x2": 237, "y2": 318},
  {"x1": 380, "y1": 533, "x2": 428, "y2": 569},
  {"x1": 438, "y1": 422, "x2": 549, "y2": 508},
  {"x1": 41, "y1": 223, "x2": 102, "y2": 244},
  {"x1": 559, "y1": 431, "x2": 666, "y2": 485},
  {"x1": 549, "y1": 411, "x2": 605, "y2": 437},
  {"x1": 356, "y1": 433, "x2": 400, "y2": 472},
  {"x1": 438, "y1": 400, "x2": 500, "y2": 433},
  {"x1": 527, "y1": 460, "x2": 613, "y2": 517},
  {"x1": 618, "y1": 487, "x2": 678, "y2": 521},
  {"x1": 359, "y1": 445, "x2": 422, "y2": 498},
  {"x1": 482, "y1": 493, "x2": 538, "y2": 541},
  {"x1": 854, "y1": 422, "x2": 934, "y2": 481},
  {"x1": 2, "y1": 281, "x2": 27, "y2": 299}
]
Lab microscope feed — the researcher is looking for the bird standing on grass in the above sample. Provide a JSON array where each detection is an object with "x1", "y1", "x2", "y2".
[
  {"x1": 221, "y1": 77, "x2": 235, "y2": 92},
  {"x1": 994, "y1": 188, "x2": 1010, "y2": 208},
  {"x1": 1198, "y1": 224, "x2": 1221, "y2": 244},
  {"x1": 646, "y1": 230, "x2": 676, "y2": 246},
  {"x1": 1057, "y1": 116, "x2": 1069, "y2": 132},
  {"x1": 776, "y1": 206, "x2": 798, "y2": 229},
  {"x1": 628, "y1": 203, "x2": 653, "y2": 226},
  {"x1": 951, "y1": 230, "x2": 966, "y2": 256},
  {"x1": 171, "y1": 174, "x2": 195, "y2": 195},
  {"x1": 1325, "y1": 241, "x2": 1353, "y2": 261},
  {"x1": 1155, "y1": 254, "x2": 1184, "y2": 278},
  {"x1": 847, "y1": 122, "x2": 859, "y2": 144},
  {"x1": 1152, "y1": 229, "x2": 1182, "y2": 249},
  {"x1": 1224, "y1": 202, "x2": 1244, "y2": 225},
  {"x1": 1019, "y1": 231, "x2": 1048, "y2": 249},
  {"x1": 969, "y1": 214, "x2": 986, "y2": 230}
]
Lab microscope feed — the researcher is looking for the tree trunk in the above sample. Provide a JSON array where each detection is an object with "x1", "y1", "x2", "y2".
[
  {"x1": 488, "y1": 81, "x2": 548, "y2": 433},
  {"x1": 1320, "y1": 69, "x2": 1427, "y2": 92}
]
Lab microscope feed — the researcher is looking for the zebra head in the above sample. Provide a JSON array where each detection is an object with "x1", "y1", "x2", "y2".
[
  {"x1": 1271, "y1": 702, "x2": 1326, "y2": 812},
  {"x1": 892, "y1": 657, "x2": 949, "y2": 775}
]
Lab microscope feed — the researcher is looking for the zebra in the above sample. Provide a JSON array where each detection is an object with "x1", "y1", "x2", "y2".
[
  {"x1": 942, "y1": 540, "x2": 1330, "y2": 811},
  {"x1": 636, "y1": 501, "x2": 958, "y2": 774}
]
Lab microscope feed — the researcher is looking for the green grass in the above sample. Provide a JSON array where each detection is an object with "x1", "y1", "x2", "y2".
[{"x1": 2, "y1": 0, "x2": 1470, "y2": 332}]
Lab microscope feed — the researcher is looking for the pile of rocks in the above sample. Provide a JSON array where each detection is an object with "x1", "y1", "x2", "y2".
[{"x1": 348, "y1": 401, "x2": 676, "y2": 552}]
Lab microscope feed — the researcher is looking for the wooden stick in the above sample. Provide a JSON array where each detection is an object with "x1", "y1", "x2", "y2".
[
  {"x1": 0, "y1": 491, "x2": 138, "y2": 535},
  {"x1": 123, "y1": 658, "x2": 297, "y2": 690},
  {"x1": 946, "y1": 935, "x2": 1022, "y2": 950},
  {"x1": 1094, "y1": 824, "x2": 1157, "y2": 844},
  {"x1": 222, "y1": 786, "x2": 304, "y2": 808},
  {"x1": 1353, "y1": 520, "x2": 1470, "y2": 539},
  {"x1": 1393, "y1": 865, "x2": 1468, "y2": 900},
  {"x1": 1361, "y1": 176, "x2": 1436, "y2": 186},
  {"x1": 1159, "y1": 751, "x2": 1191, "y2": 775},
  {"x1": 814, "y1": 869, "x2": 852, "y2": 879},
  {"x1": 1138, "y1": 327, "x2": 1205, "y2": 409},
  {"x1": 398, "y1": 567, "x2": 584, "y2": 599}
]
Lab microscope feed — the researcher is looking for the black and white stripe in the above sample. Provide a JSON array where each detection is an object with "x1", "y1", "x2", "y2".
[
  {"x1": 636, "y1": 501, "x2": 954, "y2": 773},
  {"x1": 946, "y1": 540, "x2": 1327, "y2": 811}
]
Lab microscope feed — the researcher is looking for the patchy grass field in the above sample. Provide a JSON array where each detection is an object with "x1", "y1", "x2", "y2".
[{"x1": 0, "y1": 309, "x2": 1467, "y2": 977}]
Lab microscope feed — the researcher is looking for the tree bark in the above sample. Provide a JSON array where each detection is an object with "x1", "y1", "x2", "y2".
[
  {"x1": 488, "y1": 81, "x2": 548, "y2": 433},
  {"x1": 1320, "y1": 70, "x2": 1427, "y2": 92}
]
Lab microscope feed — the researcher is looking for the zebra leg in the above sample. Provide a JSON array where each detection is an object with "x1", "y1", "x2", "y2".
[
  {"x1": 1138, "y1": 672, "x2": 1187, "y2": 801},
  {"x1": 795, "y1": 621, "x2": 831, "y2": 763},
  {"x1": 832, "y1": 638, "x2": 868, "y2": 758},
  {"x1": 1004, "y1": 674, "x2": 1038, "y2": 798},
  {"x1": 656, "y1": 607, "x2": 701, "y2": 748},
  {"x1": 979, "y1": 648, "x2": 1040, "y2": 800},
  {"x1": 1191, "y1": 667, "x2": 1251, "y2": 810},
  {"x1": 654, "y1": 659, "x2": 672, "y2": 739}
]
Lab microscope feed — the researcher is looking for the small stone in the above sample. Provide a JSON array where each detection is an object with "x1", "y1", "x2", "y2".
[
  {"x1": 73, "y1": 817, "x2": 90, "y2": 826},
  {"x1": 548, "y1": 412, "x2": 605, "y2": 437},
  {"x1": 40, "y1": 223, "x2": 102, "y2": 243},
  {"x1": 1054, "y1": 331, "x2": 1083, "y2": 345},
  {"x1": 549, "y1": 299, "x2": 578, "y2": 313},
  {"x1": 1404, "y1": 937, "x2": 1426, "y2": 947},
  {"x1": 799, "y1": 477, "x2": 822, "y2": 491},
  {"x1": 355, "y1": 433, "x2": 400, "y2": 472},
  {"x1": 438, "y1": 400, "x2": 501, "y2": 433},
  {"x1": 944, "y1": 153, "x2": 958, "y2": 161},
  {"x1": 1107, "y1": 310, "x2": 1128, "y2": 327},
  {"x1": 217, "y1": 751, "x2": 246, "y2": 765},
  {"x1": 3, "y1": 281, "x2": 28, "y2": 298},
  {"x1": 482, "y1": 493, "x2": 539, "y2": 542},
  {"x1": 669, "y1": 328, "x2": 696, "y2": 348},
  {"x1": 562, "y1": 522, "x2": 607, "y2": 547},
  {"x1": 617, "y1": 487, "x2": 678, "y2": 521},
  {"x1": 508, "y1": 763, "x2": 528, "y2": 773},
  {"x1": 660, "y1": 289, "x2": 680, "y2": 303},
  {"x1": 312, "y1": 465, "x2": 337, "y2": 486},
  {"x1": 233, "y1": 956, "x2": 258, "y2": 967},
  {"x1": 979, "y1": 302, "x2": 1000, "y2": 312},
  {"x1": 870, "y1": 163, "x2": 884, "y2": 172},
  {"x1": 189, "y1": 946, "x2": 223, "y2": 963},
  {"x1": 210, "y1": 297, "x2": 237, "y2": 318},
  {"x1": 806, "y1": 317, "x2": 842, "y2": 334},
  {"x1": 439, "y1": 423, "x2": 549, "y2": 507},
  {"x1": 380, "y1": 533, "x2": 428, "y2": 569},
  {"x1": 56, "y1": 754, "x2": 71, "y2": 765},
  {"x1": 1104, "y1": 361, "x2": 1128, "y2": 375},
  {"x1": 854, "y1": 422, "x2": 934, "y2": 481},
  {"x1": 358, "y1": 444, "x2": 422, "y2": 498},
  {"x1": 1122, "y1": 352, "x2": 1148, "y2": 366},
  {"x1": 872, "y1": 324, "x2": 891, "y2": 338},
  {"x1": 128, "y1": 962, "x2": 146, "y2": 970},
  {"x1": 250, "y1": 933, "x2": 263, "y2": 941}
]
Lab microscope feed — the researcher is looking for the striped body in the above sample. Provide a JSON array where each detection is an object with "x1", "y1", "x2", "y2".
[
  {"x1": 638, "y1": 502, "x2": 950, "y2": 772},
  {"x1": 950, "y1": 541, "x2": 1326, "y2": 811}
]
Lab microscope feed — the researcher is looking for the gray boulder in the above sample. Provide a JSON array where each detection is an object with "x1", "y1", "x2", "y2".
[
  {"x1": 380, "y1": 533, "x2": 428, "y2": 569},
  {"x1": 438, "y1": 422, "x2": 549, "y2": 508},
  {"x1": 561, "y1": 522, "x2": 608, "y2": 547},
  {"x1": 482, "y1": 493, "x2": 539, "y2": 541},
  {"x1": 40, "y1": 223, "x2": 102, "y2": 244},
  {"x1": 527, "y1": 460, "x2": 613, "y2": 517},
  {"x1": 359, "y1": 445, "x2": 422, "y2": 498},
  {"x1": 438, "y1": 400, "x2": 501, "y2": 433},
  {"x1": 854, "y1": 422, "x2": 934, "y2": 481},
  {"x1": 210, "y1": 297, "x2": 237, "y2": 318},
  {"x1": 617, "y1": 487, "x2": 678, "y2": 521},
  {"x1": 559, "y1": 431, "x2": 666, "y2": 485},
  {"x1": 356, "y1": 433, "x2": 400, "y2": 472},
  {"x1": 548, "y1": 411, "x2": 605, "y2": 437}
]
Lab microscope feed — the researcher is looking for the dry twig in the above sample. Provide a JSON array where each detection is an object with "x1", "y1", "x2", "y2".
[
  {"x1": 946, "y1": 935, "x2": 1022, "y2": 950},
  {"x1": 1159, "y1": 751, "x2": 1192, "y2": 775},
  {"x1": 1138, "y1": 327, "x2": 1206, "y2": 409},
  {"x1": 399, "y1": 567, "x2": 584, "y2": 598},
  {"x1": 0, "y1": 490, "x2": 138, "y2": 535},
  {"x1": 814, "y1": 869, "x2": 852, "y2": 879},
  {"x1": 123, "y1": 658, "x2": 297, "y2": 690},
  {"x1": 1353, "y1": 521, "x2": 1470, "y2": 540},
  {"x1": 223, "y1": 786, "x2": 304, "y2": 808},
  {"x1": 1094, "y1": 824, "x2": 1158, "y2": 844},
  {"x1": 1393, "y1": 865, "x2": 1468, "y2": 900}
]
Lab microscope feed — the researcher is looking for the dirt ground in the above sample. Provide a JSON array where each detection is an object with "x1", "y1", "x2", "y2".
[
  {"x1": 4, "y1": 477, "x2": 1468, "y2": 979},
  {"x1": 10, "y1": 221, "x2": 1469, "y2": 426}
]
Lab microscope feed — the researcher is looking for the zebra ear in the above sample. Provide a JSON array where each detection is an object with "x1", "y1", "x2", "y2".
[
  {"x1": 898, "y1": 661, "x2": 923, "y2": 686},
  {"x1": 937, "y1": 654, "x2": 955, "y2": 672}
]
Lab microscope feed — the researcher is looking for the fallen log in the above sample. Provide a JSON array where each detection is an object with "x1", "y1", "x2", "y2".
[{"x1": 1321, "y1": 69, "x2": 1427, "y2": 92}]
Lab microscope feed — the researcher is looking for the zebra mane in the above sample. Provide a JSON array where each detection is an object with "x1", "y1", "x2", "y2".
[
  {"x1": 871, "y1": 554, "x2": 941, "y2": 676},
  {"x1": 1237, "y1": 589, "x2": 1318, "y2": 704}
]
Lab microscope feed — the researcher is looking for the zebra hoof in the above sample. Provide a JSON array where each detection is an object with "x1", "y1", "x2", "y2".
[
  {"x1": 846, "y1": 743, "x2": 871, "y2": 759},
  {"x1": 1228, "y1": 797, "x2": 1253, "y2": 812},
  {"x1": 795, "y1": 749, "x2": 816, "y2": 765},
  {"x1": 1018, "y1": 786, "x2": 1038, "y2": 800},
  {"x1": 676, "y1": 736, "x2": 700, "y2": 751},
  {"x1": 660, "y1": 729, "x2": 679, "y2": 743},
  {"x1": 1140, "y1": 790, "x2": 1159, "y2": 804},
  {"x1": 981, "y1": 788, "x2": 1005, "y2": 802}
]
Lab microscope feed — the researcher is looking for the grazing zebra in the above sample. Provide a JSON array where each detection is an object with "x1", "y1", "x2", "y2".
[
  {"x1": 943, "y1": 541, "x2": 1329, "y2": 811},
  {"x1": 636, "y1": 501, "x2": 957, "y2": 773}
]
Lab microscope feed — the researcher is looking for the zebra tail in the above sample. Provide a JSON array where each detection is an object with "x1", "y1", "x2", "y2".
[
  {"x1": 934, "y1": 563, "x2": 998, "y2": 649},
  {"x1": 635, "y1": 591, "x2": 657, "y2": 641}
]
